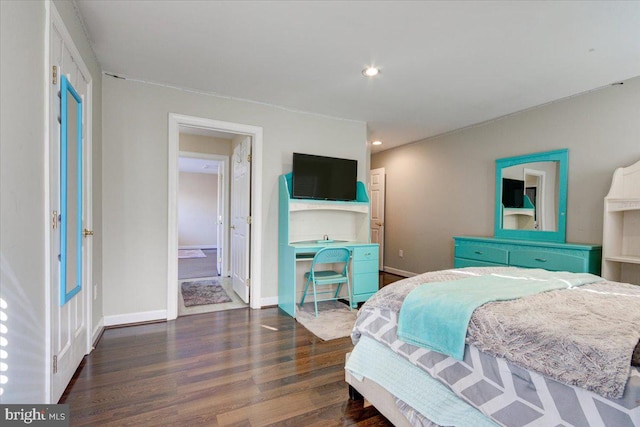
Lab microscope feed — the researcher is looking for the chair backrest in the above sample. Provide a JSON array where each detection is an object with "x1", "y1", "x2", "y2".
[{"x1": 310, "y1": 247, "x2": 351, "y2": 274}]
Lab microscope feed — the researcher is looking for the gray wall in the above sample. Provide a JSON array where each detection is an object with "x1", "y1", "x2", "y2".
[
  {"x1": 0, "y1": 0, "x2": 48, "y2": 403},
  {"x1": 0, "y1": 0, "x2": 102, "y2": 403},
  {"x1": 373, "y1": 76, "x2": 640, "y2": 275},
  {"x1": 101, "y1": 76, "x2": 367, "y2": 317},
  {"x1": 180, "y1": 133, "x2": 232, "y2": 156},
  {"x1": 178, "y1": 172, "x2": 218, "y2": 247}
]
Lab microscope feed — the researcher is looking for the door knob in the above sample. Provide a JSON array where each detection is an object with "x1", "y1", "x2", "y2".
[
  {"x1": 230, "y1": 225, "x2": 236, "y2": 229},
  {"x1": 83, "y1": 228, "x2": 94, "y2": 237}
]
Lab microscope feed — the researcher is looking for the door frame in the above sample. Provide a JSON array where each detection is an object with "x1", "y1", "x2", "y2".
[
  {"x1": 45, "y1": 1, "x2": 93, "y2": 403},
  {"x1": 178, "y1": 151, "x2": 230, "y2": 276},
  {"x1": 167, "y1": 114, "x2": 263, "y2": 319}
]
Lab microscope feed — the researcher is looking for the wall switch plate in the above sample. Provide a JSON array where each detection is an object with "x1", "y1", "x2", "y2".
[{"x1": 399, "y1": 249, "x2": 404, "y2": 257}]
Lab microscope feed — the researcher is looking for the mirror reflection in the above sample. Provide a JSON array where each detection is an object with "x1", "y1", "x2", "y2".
[{"x1": 501, "y1": 161, "x2": 559, "y2": 231}]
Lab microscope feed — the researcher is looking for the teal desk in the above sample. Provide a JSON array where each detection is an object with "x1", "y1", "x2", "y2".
[
  {"x1": 278, "y1": 241, "x2": 378, "y2": 317},
  {"x1": 278, "y1": 173, "x2": 379, "y2": 318}
]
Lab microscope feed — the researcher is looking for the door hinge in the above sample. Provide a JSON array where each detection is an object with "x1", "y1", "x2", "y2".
[
  {"x1": 246, "y1": 216, "x2": 252, "y2": 225},
  {"x1": 52, "y1": 65, "x2": 58, "y2": 85},
  {"x1": 52, "y1": 210, "x2": 58, "y2": 230},
  {"x1": 246, "y1": 278, "x2": 250, "y2": 287},
  {"x1": 247, "y1": 154, "x2": 252, "y2": 163},
  {"x1": 53, "y1": 355, "x2": 58, "y2": 374}
]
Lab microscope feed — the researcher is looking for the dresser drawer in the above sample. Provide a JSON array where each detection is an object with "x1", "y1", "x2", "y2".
[
  {"x1": 352, "y1": 246, "x2": 378, "y2": 261},
  {"x1": 455, "y1": 244, "x2": 509, "y2": 264},
  {"x1": 509, "y1": 250, "x2": 586, "y2": 272},
  {"x1": 454, "y1": 258, "x2": 502, "y2": 269}
]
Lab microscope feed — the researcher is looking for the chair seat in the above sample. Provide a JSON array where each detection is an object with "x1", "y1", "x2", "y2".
[{"x1": 304, "y1": 271, "x2": 349, "y2": 285}]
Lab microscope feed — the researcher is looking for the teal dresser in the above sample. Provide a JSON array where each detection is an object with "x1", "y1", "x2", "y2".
[{"x1": 453, "y1": 236, "x2": 602, "y2": 275}]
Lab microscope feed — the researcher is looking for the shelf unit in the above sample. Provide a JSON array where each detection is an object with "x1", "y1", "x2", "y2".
[{"x1": 602, "y1": 160, "x2": 640, "y2": 284}]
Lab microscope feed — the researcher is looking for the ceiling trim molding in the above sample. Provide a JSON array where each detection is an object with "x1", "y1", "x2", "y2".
[{"x1": 102, "y1": 71, "x2": 366, "y2": 125}]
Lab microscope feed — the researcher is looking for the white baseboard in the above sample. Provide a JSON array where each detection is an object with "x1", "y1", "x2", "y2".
[
  {"x1": 383, "y1": 266, "x2": 417, "y2": 277},
  {"x1": 104, "y1": 310, "x2": 167, "y2": 327},
  {"x1": 91, "y1": 318, "x2": 104, "y2": 347},
  {"x1": 260, "y1": 296, "x2": 278, "y2": 307},
  {"x1": 178, "y1": 245, "x2": 217, "y2": 250}
]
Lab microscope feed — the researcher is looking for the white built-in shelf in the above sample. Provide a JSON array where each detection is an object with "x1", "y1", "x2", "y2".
[
  {"x1": 602, "y1": 160, "x2": 640, "y2": 284},
  {"x1": 606, "y1": 198, "x2": 640, "y2": 212},
  {"x1": 604, "y1": 255, "x2": 640, "y2": 264}
]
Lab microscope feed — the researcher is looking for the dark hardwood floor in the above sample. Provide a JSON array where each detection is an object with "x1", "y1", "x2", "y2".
[
  {"x1": 60, "y1": 272, "x2": 405, "y2": 426},
  {"x1": 380, "y1": 271, "x2": 404, "y2": 288}
]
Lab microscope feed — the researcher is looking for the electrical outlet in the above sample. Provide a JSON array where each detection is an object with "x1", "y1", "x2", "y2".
[{"x1": 399, "y1": 249, "x2": 404, "y2": 257}]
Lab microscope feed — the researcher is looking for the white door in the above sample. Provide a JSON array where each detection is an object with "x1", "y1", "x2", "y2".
[
  {"x1": 216, "y1": 165, "x2": 224, "y2": 275},
  {"x1": 231, "y1": 138, "x2": 251, "y2": 303},
  {"x1": 370, "y1": 168, "x2": 385, "y2": 270},
  {"x1": 50, "y1": 20, "x2": 91, "y2": 402}
]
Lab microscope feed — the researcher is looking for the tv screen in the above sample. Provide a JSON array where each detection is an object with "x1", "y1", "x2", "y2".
[
  {"x1": 292, "y1": 153, "x2": 357, "y2": 201},
  {"x1": 502, "y1": 178, "x2": 524, "y2": 208}
]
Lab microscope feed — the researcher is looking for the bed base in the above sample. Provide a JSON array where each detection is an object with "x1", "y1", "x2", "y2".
[{"x1": 345, "y1": 353, "x2": 415, "y2": 427}]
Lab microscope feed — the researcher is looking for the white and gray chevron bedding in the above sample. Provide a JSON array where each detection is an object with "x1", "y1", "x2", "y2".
[{"x1": 351, "y1": 267, "x2": 640, "y2": 427}]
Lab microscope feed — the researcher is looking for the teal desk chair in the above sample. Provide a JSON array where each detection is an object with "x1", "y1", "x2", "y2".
[{"x1": 300, "y1": 247, "x2": 352, "y2": 317}]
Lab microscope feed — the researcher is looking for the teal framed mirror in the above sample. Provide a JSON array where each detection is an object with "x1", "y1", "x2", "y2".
[
  {"x1": 60, "y1": 75, "x2": 83, "y2": 305},
  {"x1": 495, "y1": 149, "x2": 568, "y2": 243}
]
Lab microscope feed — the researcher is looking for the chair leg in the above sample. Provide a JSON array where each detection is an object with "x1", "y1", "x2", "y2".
[
  {"x1": 346, "y1": 277, "x2": 353, "y2": 311},
  {"x1": 300, "y1": 274, "x2": 312, "y2": 306},
  {"x1": 333, "y1": 283, "x2": 343, "y2": 299},
  {"x1": 312, "y1": 280, "x2": 319, "y2": 317}
]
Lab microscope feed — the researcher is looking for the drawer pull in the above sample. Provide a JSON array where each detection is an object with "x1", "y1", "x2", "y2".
[
  {"x1": 474, "y1": 251, "x2": 484, "y2": 255},
  {"x1": 535, "y1": 258, "x2": 548, "y2": 262}
]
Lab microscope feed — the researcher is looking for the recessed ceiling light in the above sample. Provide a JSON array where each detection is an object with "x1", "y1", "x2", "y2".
[
  {"x1": 362, "y1": 66, "x2": 380, "y2": 77},
  {"x1": 372, "y1": 140, "x2": 383, "y2": 146}
]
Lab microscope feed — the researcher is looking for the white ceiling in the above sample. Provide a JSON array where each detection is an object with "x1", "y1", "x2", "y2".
[{"x1": 75, "y1": 1, "x2": 640, "y2": 152}]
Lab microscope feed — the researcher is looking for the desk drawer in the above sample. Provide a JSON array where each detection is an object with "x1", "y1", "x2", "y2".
[
  {"x1": 352, "y1": 246, "x2": 378, "y2": 261},
  {"x1": 509, "y1": 250, "x2": 586, "y2": 272},
  {"x1": 352, "y1": 259, "x2": 378, "y2": 275},
  {"x1": 455, "y1": 244, "x2": 508, "y2": 265},
  {"x1": 353, "y1": 272, "x2": 379, "y2": 295}
]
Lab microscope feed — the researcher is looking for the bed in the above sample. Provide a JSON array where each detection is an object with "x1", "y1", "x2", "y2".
[{"x1": 345, "y1": 266, "x2": 640, "y2": 427}]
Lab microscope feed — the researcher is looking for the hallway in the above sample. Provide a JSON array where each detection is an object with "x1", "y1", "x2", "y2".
[{"x1": 178, "y1": 249, "x2": 247, "y2": 316}]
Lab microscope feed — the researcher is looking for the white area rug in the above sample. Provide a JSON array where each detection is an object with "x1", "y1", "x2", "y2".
[
  {"x1": 296, "y1": 301, "x2": 358, "y2": 341},
  {"x1": 178, "y1": 249, "x2": 206, "y2": 259}
]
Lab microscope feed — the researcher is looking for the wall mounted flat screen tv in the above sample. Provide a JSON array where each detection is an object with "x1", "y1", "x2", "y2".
[{"x1": 292, "y1": 153, "x2": 357, "y2": 201}]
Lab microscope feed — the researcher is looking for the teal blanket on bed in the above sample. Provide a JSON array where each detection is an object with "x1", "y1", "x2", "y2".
[
  {"x1": 397, "y1": 270, "x2": 601, "y2": 360},
  {"x1": 346, "y1": 336, "x2": 499, "y2": 427}
]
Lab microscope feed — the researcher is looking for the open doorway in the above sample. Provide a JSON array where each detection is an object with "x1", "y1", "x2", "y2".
[
  {"x1": 167, "y1": 114, "x2": 263, "y2": 320},
  {"x1": 177, "y1": 139, "x2": 247, "y2": 315}
]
